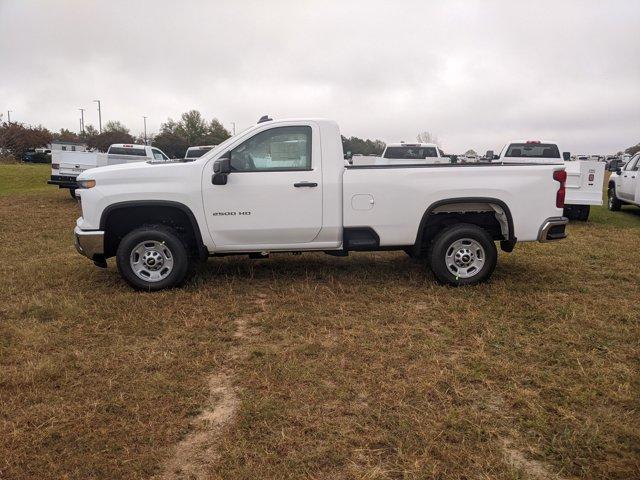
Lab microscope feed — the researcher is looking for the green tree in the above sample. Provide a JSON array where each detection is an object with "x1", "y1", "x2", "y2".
[
  {"x1": 176, "y1": 110, "x2": 208, "y2": 145},
  {"x1": 153, "y1": 111, "x2": 230, "y2": 158},
  {"x1": 52, "y1": 128, "x2": 80, "y2": 143},
  {"x1": 465, "y1": 149, "x2": 477, "y2": 156},
  {"x1": 341, "y1": 136, "x2": 385, "y2": 156},
  {"x1": 103, "y1": 120, "x2": 130, "y2": 134},
  {"x1": 87, "y1": 121, "x2": 134, "y2": 152},
  {"x1": 624, "y1": 143, "x2": 640, "y2": 156}
]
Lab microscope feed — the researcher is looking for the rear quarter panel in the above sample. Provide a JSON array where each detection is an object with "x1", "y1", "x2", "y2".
[{"x1": 343, "y1": 164, "x2": 563, "y2": 244}]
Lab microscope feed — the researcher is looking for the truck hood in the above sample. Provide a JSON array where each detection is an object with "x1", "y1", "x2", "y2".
[{"x1": 77, "y1": 160, "x2": 188, "y2": 181}]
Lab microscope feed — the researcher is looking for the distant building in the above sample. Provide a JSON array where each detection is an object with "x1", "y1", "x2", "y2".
[{"x1": 49, "y1": 140, "x2": 87, "y2": 152}]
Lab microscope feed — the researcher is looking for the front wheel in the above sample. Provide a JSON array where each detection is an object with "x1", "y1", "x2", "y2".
[
  {"x1": 116, "y1": 225, "x2": 191, "y2": 291},
  {"x1": 608, "y1": 187, "x2": 621, "y2": 211},
  {"x1": 428, "y1": 224, "x2": 497, "y2": 286},
  {"x1": 69, "y1": 188, "x2": 77, "y2": 199}
]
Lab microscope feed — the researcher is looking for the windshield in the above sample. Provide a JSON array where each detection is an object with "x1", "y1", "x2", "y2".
[
  {"x1": 505, "y1": 143, "x2": 560, "y2": 158},
  {"x1": 199, "y1": 126, "x2": 255, "y2": 160},
  {"x1": 383, "y1": 146, "x2": 437, "y2": 159}
]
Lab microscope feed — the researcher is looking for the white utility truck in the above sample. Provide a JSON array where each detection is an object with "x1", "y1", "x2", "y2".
[
  {"x1": 496, "y1": 140, "x2": 604, "y2": 221},
  {"x1": 73, "y1": 117, "x2": 568, "y2": 291},
  {"x1": 184, "y1": 145, "x2": 216, "y2": 160},
  {"x1": 608, "y1": 153, "x2": 640, "y2": 211},
  {"x1": 48, "y1": 144, "x2": 171, "y2": 198}
]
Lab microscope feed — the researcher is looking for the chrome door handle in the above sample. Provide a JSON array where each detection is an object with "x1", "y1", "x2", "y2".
[{"x1": 294, "y1": 182, "x2": 318, "y2": 188}]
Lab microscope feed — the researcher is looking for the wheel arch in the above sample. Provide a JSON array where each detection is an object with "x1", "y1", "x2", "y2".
[
  {"x1": 414, "y1": 197, "x2": 515, "y2": 252},
  {"x1": 100, "y1": 200, "x2": 207, "y2": 259}
]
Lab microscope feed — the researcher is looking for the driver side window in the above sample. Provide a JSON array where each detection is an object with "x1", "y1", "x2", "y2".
[
  {"x1": 628, "y1": 155, "x2": 640, "y2": 171},
  {"x1": 230, "y1": 126, "x2": 312, "y2": 172}
]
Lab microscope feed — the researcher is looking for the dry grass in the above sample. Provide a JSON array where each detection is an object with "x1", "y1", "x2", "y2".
[{"x1": 1, "y1": 164, "x2": 639, "y2": 479}]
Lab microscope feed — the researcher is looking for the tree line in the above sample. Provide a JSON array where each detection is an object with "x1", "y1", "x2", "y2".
[
  {"x1": 3, "y1": 113, "x2": 637, "y2": 160},
  {"x1": 0, "y1": 110, "x2": 232, "y2": 159},
  {"x1": 0, "y1": 112, "x2": 388, "y2": 159}
]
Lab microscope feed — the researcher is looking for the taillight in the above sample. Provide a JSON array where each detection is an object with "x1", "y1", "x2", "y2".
[
  {"x1": 553, "y1": 169, "x2": 567, "y2": 208},
  {"x1": 52, "y1": 163, "x2": 59, "y2": 170}
]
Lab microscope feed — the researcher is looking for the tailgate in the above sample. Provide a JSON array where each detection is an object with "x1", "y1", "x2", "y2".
[
  {"x1": 58, "y1": 152, "x2": 98, "y2": 176},
  {"x1": 565, "y1": 160, "x2": 605, "y2": 206}
]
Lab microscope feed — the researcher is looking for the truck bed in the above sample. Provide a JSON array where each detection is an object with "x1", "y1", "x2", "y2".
[{"x1": 342, "y1": 162, "x2": 563, "y2": 244}]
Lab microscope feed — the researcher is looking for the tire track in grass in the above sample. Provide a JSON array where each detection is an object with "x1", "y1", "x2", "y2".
[{"x1": 157, "y1": 293, "x2": 267, "y2": 480}]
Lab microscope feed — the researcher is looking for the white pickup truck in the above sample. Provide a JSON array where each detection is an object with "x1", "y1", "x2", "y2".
[
  {"x1": 185, "y1": 145, "x2": 216, "y2": 160},
  {"x1": 73, "y1": 117, "x2": 568, "y2": 290},
  {"x1": 496, "y1": 140, "x2": 604, "y2": 221},
  {"x1": 48, "y1": 144, "x2": 171, "y2": 198},
  {"x1": 350, "y1": 143, "x2": 450, "y2": 166},
  {"x1": 608, "y1": 153, "x2": 640, "y2": 211}
]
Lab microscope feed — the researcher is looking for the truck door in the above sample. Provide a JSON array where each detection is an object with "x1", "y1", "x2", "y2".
[
  {"x1": 619, "y1": 155, "x2": 639, "y2": 200},
  {"x1": 202, "y1": 124, "x2": 323, "y2": 247}
]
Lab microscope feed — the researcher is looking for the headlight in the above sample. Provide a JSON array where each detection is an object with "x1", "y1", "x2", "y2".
[{"x1": 77, "y1": 179, "x2": 96, "y2": 189}]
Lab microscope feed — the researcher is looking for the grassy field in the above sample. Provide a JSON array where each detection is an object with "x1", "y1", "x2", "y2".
[{"x1": 1, "y1": 163, "x2": 639, "y2": 479}]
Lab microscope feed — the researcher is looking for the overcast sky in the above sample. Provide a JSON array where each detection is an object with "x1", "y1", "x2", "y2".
[{"x1": 1, "y1": 0, "x2": 639, "y2": 153}]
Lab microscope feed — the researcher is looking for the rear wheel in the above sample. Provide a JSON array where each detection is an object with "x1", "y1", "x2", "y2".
[
  {"x1": 608, "y1": 187, "x2": 621, "y2": 211},
  {"x1": 428, "y1": 224, "x2": 497, "y2": 286},
  {"x1": 116, "y1": 225, "x2": 191, "y2": 291},
  {"x1": 578, "y1": 204, "x2": 590, "y2": 221}
]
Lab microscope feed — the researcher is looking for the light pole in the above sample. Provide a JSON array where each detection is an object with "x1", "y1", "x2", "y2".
[
  {"x1": 79, "y1": 108, "x2": 85, "y2": 133},
  {"x1": 143, "y1": 116, "x2": 148, "y2": 145},
  {"x1": 231, "y1": 121, "x2": 236, "y2": 135},
  {"x1": 7, "y1": 110, "x2": 12, "y2": 123},
  {"x1": 93, "y1": 100, "x2": 102, "y2": 133}
]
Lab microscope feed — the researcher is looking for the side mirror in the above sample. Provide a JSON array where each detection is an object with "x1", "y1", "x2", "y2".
[
  {"x1": 212, "y1": 154, "x2": 231, "y2": 185},
  {"x1": 563, "y1": 152, "x2": 571, "y2": 161},
  {"x1": 485, "y1": 150, "x2": 494, "y2": 160},
  {"x1": 616, "y1": 167, "x2": 622, "y2": 175}
]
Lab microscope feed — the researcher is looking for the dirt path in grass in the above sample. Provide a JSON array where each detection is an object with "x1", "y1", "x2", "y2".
[{"x1": 157, "y1": 293, "x2": 267, "y2": 480}]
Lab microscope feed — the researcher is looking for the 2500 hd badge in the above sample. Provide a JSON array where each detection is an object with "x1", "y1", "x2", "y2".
[{"x1": 212, "y1": 211, "x2": 251, "y2": 216}]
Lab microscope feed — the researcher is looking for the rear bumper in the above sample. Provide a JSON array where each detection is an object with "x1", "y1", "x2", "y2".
[
  {"x1": 74, "y1": 226, "x2": 104, "y2": 260},
  {"x1": 537, "y1": 216, "x2": 568, "y2": 242},
  {"x1": 48, "y1": 175, "x2": 78, "y2": 189}
]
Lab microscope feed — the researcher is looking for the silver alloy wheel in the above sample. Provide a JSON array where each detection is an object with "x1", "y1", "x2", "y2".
[
  {"x1": 129, "y1": 240, "x2": 174, "y2": 282},
  {"x1": 445, "y1": 238, "x2": 486, "y2": 279}
]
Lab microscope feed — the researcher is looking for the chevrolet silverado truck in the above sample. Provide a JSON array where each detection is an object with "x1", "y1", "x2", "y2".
[
  {"x1": 608, "y1": 152, "x2": 640, "y2": 211},
  {"x1": 496, "y1": 140, "x2": 604, "y2": 221},
  {"x1": 73, "y1": 117, "x2": 568, "y2": 291}
]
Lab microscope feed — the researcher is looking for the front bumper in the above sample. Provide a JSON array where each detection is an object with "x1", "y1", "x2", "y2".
[
  {"x1": 537, "y1": 216, "x2": 568, "y2": 242},
  {"x1": 48, "y1": 175, "x2": 78, "y2": 189},
  {"x1": 74, "y1": 226, "x2": 104, "y2": 260}
]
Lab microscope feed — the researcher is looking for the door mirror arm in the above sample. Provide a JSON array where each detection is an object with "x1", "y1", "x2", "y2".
[{"x1": 212, "y1": 152, "x2": 231, "y2": 185}]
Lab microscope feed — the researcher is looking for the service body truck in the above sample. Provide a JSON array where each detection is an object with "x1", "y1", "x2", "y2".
[
  {"x1": 48, "y1": 144, "x2": 171, "y2": 197},
  {"x1": 497, "y1": 141, "x2": 604, "y2": 221},
  {"x1": 73, "y1": 117, "x2": 568, "y2": 291},
  {"x1": 608, "y1": 153, "x2": 640, "y2": 211}
]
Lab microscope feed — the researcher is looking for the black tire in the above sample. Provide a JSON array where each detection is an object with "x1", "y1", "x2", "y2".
[
  {"x1": 116, "y1": 225, "x2": 191, "y2": 291},
  {"x1": 428, "y1": 223, "x2": 497, "y2": 286},
  {"x1": 69, "y1": 188, "x2": 77, "y2": 199},
  {"x1": 563, "y1": 205, "x2": 578, "y2": 220},
  {"x1": 578, "y1": 204, "x2": 590, "y2": 221},
  {"x1": 608, "y1": 187, "x2": 621, "y2": 211}
]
